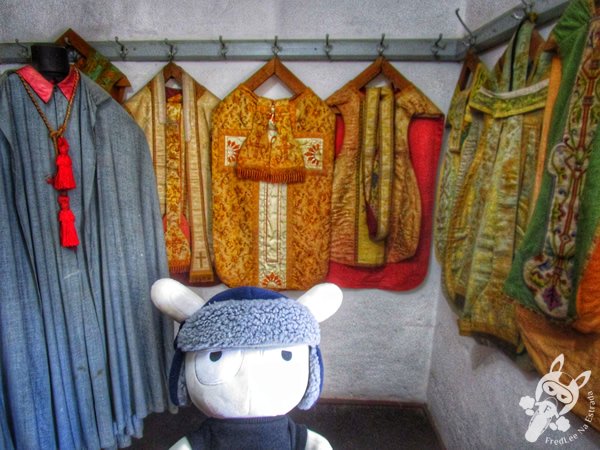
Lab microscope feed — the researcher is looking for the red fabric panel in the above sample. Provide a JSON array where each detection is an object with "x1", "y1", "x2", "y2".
[
  {"x1": 326, "y1": 116, "x2": 444, "y2": 290},
  {"x1": 17, "y1": 65, "x2": 78, "y2": 103}
]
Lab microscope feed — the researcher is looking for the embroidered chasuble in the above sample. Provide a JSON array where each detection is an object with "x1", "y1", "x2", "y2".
[
  {"x1": 125, "y1": 68, "x2": 220, "y2": 284},
  {"x1": 0, "y1": 66, "x2": 173, "y2": 450},
  {"x1": 444, "y1": 20, "x2": 552, "y2": 347},
  {"x1": 434, "y1": 55, "x2": 491, "y2": 265},
  {"x1": 506, "y1": 0, "x2": 600, "y2": 334},
  {"x1": 56, "y1": 29, "x2": 131, "y2": 103},
  {"x1": 435, "y1": 56, "x2": 495, "y2": 314},
  {"x1": 211, "y1": 85, "x2": 335, "y2": 290},
  {"x1": 325, "y1": 65, "x2": 444, "y2": 290}
]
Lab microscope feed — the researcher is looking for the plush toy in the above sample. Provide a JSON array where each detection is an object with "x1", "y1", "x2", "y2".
[{"x1": 151, "y1": 279, "x2": 343, "y2": 450}]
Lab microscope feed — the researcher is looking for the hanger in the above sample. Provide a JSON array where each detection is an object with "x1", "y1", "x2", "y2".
[
  {"x1": 349, "y1": 56, "x2": 412, "y2": 92},
  {"x1": 529, "y1": 29, "x2": 545, "y2": 60},
  {"x1": 55, "y1": 29, "x2": 131, "y2": 103},
  {"x1": 242, "y1": 57, "x2": 307, "y2": 95},
  {"x1": 543, "y1": 34, "x2": 558, "y2": 52},
  {"x1": 162, "y1": 61, "x2": 183, "y2": 85},
  {"x1": 162, "y1": 38, "x2": 183, "y2": 86},
  {"x1": 457, "y1": 49, "x2": 480, "y2": 91}
]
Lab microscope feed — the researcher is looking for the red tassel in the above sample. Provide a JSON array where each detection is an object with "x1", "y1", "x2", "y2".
[
  {"x1": 57, "y1": 194, "x2": 79, "y2": 248},
  {"x1": 53, "y1": 137, "x2": 76, "y2": 190}
]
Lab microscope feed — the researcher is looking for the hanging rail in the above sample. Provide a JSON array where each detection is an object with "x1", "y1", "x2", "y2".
[
  {"x1": 0, "y1": 0, "x2": 569, "y2": 64},
  {"x1": 464, "y1": 0, "x2": 569, "y2": 56}
]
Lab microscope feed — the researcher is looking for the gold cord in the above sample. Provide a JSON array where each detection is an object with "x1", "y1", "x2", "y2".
[{"x1": 17, "y1": 69, "x2": 80, "y2": 151}]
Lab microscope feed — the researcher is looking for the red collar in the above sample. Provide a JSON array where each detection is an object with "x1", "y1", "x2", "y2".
[{"x1": 16, "y1": 65, "x2": 78, "y2": 103}]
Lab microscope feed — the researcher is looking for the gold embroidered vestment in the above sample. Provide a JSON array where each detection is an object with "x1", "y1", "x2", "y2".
[
  {"x1": 327, "y1": 79, "x2": 441, "y2": 267},
  {"x1": 211, "y1": 86, "x2": 335, "y2": 290},
  {"x1": 125, "y1": 69, "x2": 219, "y2": 283}
]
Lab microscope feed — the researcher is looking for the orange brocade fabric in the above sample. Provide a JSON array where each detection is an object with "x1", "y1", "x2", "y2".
[
  {"x1": 517, "y1": 306, "x2": 600, "y2": 432},
  {"x1": 325, "y1": 79, "x2": 444, "y2": 290},
  {"x1": 211, "y1": 86, "x2": 335, "y2": 290},
  {"x1": 125, "y1": 69, "x2": 220, "y2": 284},
  {"x1": 327, "y1": 116, "x2": 444, "y2": 290}
]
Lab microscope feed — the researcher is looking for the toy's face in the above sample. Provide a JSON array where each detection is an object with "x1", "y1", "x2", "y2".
[{"x1": 185, "y1": 344, "x2": 310, "y2": 419}]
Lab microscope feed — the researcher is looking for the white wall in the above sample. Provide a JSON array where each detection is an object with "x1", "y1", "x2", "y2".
[{"x1": 192, "y1": 264, "x2": 442, "y2": 403}]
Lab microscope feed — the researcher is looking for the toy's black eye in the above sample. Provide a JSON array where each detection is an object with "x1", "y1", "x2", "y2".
[
  {"x1": 195, "y1": 349, "x2": 243, "y2": 385},
  {"x1": 281, "y1": 350, "x2": 292, "y2": 361},
  {"x1": 209, "y1": 351, "x2": 222, "y2": 362}
]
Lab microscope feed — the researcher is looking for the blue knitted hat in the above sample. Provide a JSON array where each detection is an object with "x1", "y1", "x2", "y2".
[{"x1": 170, "y1": 286, "x2": 323, "y2": 410}]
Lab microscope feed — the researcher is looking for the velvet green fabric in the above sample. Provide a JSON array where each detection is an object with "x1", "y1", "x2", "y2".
[{"x1": 505, "y1": 0, "x2": 599, "y2": 321}]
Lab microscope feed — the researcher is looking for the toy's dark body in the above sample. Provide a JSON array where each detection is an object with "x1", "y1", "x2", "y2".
[
  {"x1": 187, "y1": 416, "x2": 307, "y2": 450},
  {"x1": 151, "y1": 279, "x2": 343, "y2": 450}
]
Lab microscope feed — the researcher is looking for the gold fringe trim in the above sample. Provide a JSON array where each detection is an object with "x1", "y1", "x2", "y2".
[
  {"x1": 188, "y1": 270, "x2": 216, "y2": 284},
  {"x1": 169, "y1": 261, "x2": 191, "y2": 274},
  {"x1": 236, "y1": 167, "x2": 306, "y2": 184}
]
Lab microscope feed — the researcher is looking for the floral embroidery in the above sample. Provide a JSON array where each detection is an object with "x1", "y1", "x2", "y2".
[
  {"x1": 523, "y1": 20, "x2": 600, "y2": 318},
  {"x1": 225, "y1": 136, "x2": 246, "y2": 166},
  {"x1": 296, "y1": 138, "x2": 324, "y2": 170},
  {"x1": 543, "y1": 285, "x2": 562, "y2": 311},
  {"x1": 228, "y1": 136, "x2": 323, "y2": 170},
  {"x1": 212, "y1": 86, "x2": 334, "y2": 289},
  {"x1": 164, "y1": 97, "x2": 191, "y2": 273},
  {"x1": 261, "y1": 272, "x2": 284, "y2": 288},
  {"x1": 258, "y1": 182, "x2": 287, "y2": 289}
]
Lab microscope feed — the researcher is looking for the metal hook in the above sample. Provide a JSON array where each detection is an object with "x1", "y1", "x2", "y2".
[
  {"x1": 272, "y1": 35, "x2": 281, "y2": 56},
  {"x1": 164, "y1": 38, "x2": 177, "y2": 62},
  {"x1": 455, "y1": 8, "x2": 475, "y2": 48},
  {"x1": 114, "y1": 36, "x2": 128, "y2": 60},
  {"x1": 219, "y1": 35, "x2": 228, "y2": 59},
  {"x1": 512, "y1": 9, "x2": 526, "y2": 20},
  {"x1": 15, "y1": 39, "x2": 29, "y2": 58},
  {"x1": 377, "y1": 33, "x2": 387, "y2": 56},
  {"x1": 522, "y1": 0, "x2": 535, "y2": 13},
  {"x1": 61, "y1": 36, "x2": 81, "y2": 63},
  {"x1": 324, "y1": 33, "x2": 333, "y2": 61},
  {"x1": 513, "y1": 0, "x2": 535, "y2": 20},
  {"x1": 430, "y1": 33, "x2": 446, "y2": 57}
]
